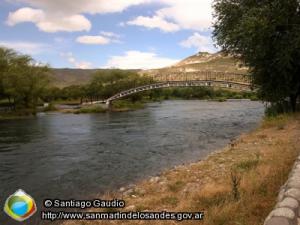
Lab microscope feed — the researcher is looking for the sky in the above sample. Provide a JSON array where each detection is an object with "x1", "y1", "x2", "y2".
[{"x1": 0, "y1": 0, "x2": 218, "y2": 69}]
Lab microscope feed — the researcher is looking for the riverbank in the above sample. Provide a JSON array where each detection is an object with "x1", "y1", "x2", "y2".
[
  {"x1": 58, "y1": 98, "x2": 258, "y2": 114},
  {"x1": 0, "y1": 90, "x2": 259, "y2": 118},
  {"x1": 62, "y1": 113, "x2": 300, "y2": 225}
]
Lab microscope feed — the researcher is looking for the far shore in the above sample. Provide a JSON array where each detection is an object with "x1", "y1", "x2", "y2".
[
  {"x1": 0, "y1": 98, "x2": 259, "y2": 120},
  {"x1": 47, "y1": 97, "x2": 259, "y2": 114}
]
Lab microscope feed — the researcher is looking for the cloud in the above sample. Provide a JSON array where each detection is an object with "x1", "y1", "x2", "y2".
[
  {"x1": 7, "y1": 0, "x2": 214, "y2": 33},
  {"x1": 76, "y1": 35, "x2": 110, "y2": 45},
  {"x1": 14, "y1": 0, "x2": 150, "y2": 14},
  {"x1": 180, "y1": 33, "x2": 217, "y2": 53},
  {"x1": 6, "y1": 7, "x2": 44, "y2": 26},
  {"x1": 100, "y1": 31, "x2": 120, "y2": 38},
  {"x1": 104, "y1": 50, "x2": 179, "y2": 69},
  {"x1": 6, "y1": 7, "x2": 91, "y2": 32},
  {"x1": 6, "y1": 0, "x2": 150, "y2": 32},
  {"x1": 61, "y1": 52, "x2": 92, "y2": 69},
  {"x1": 126, "y1": 0, "x2": 213, "y2": 32},
  {"x1": 36, "y1": 14, "x2": 91, "y2": 32},
  {"x1": 127, "y1": 15, "x2": 180, "y2": 32},
  {"x1": 156, "y1": 0, "x2": 213, "y2": 31},
  {"x1": 0, "y1": 40, "x2": 49, "y2": 55},
  {"x1": 76, "y1": 31, "x2": 122, "y2": 45}
]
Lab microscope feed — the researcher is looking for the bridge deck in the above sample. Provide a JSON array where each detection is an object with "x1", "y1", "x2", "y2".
[{"x1": 88, "y1": 71, "x2": 253, "y2": 105}]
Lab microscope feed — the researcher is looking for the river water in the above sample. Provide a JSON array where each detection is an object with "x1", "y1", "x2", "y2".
[{"x1": 0, "y1": 100, "x2": 264, "y2": 224}]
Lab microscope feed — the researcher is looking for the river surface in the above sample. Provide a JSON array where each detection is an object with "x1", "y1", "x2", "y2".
[{"x1": 0, "y1": 100, "x2": 264, "y2": 224}]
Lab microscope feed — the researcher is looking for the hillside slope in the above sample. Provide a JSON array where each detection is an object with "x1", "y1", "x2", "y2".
[
  {"x1": 49, "y1": 69, "x2": 99, "y2": 88},
  {"x1": 141, "y1": 52, "x2": 248, "y2": 76}
]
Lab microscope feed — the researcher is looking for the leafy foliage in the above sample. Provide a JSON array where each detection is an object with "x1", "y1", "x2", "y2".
[
  {"x1": 213, "y1": 0, "x2": 300, "y2": 112},
  {"x1": 0, "y1": 47, "x2": 50, "y2": 110}
]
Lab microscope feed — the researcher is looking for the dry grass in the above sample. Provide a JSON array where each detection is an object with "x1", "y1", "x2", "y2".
[{"x1": 63, "y1": 113, "x2": 300, "y2": 225}]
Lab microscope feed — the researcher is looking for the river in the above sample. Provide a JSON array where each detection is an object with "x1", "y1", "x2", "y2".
[{"x1": 0, "y1": 100, "x2": 264, "y2": 224}]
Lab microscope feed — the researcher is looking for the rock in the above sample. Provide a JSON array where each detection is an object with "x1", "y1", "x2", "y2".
[
  {"x1": 150, "y1": 176, "x2": 160, "y2": 183},
  {"x1": 119, "y1": 187, "x2": 125, "y2": 192},
  {"x1": 277, "y1": 188, "x2": 286, "y2": 202},
  {"x1": 276, "y1": 197, "x2": 299, "y2": 216},
  {"x1": 287, "y1": 179, "x2": 300, "y2": 189},
  {"x1": 285, "y1": 188, "x2": 300, "y2": 201},
  {"x1": 270, "y1": 207, "x2": 295, "y2": 220},
  {"x1": 264, "y1": 217, "x2": 290, "y2": 225}
]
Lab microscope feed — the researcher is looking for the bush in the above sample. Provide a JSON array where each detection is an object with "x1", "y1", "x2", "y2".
[{"x1": 265, "y1": 101, "x2": 291, "y2": 117}]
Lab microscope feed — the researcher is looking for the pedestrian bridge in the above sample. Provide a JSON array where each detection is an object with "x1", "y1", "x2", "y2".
[{"x1": 89, "y1": 71, "x2": 254, "y2": 105}]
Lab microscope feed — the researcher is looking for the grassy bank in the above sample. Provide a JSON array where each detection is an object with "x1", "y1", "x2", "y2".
[
  {"x1": 63, "y1": 97, "x2": 257, "y2": 114},
  {"x1": 63, "y1": 113, "x2": 300, "y2": 225},
  {"x1": 0, "y1": 109, "x2": 37, "y2": 120},
  {"x1": 63, "y1": 100, "x2": 146, "y2": 114}
]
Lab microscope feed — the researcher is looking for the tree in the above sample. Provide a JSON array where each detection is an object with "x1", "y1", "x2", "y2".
[
  {"x1": 0, "y1": 47, "x2": 50, "y2": 110},
  {"x1": 0, "y1": 48, "x2": 18, "y2": 102},
  {"x1": 88, "y1": 69, "x2": 151, "y2": 101},
  {"x1": 213, "y1": 0, "x2": 300, "y2": 112}
]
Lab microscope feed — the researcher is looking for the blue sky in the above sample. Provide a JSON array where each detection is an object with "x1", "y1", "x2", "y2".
[{"x1": 0, "y1": 0, "x2": 218, "y2": 69}]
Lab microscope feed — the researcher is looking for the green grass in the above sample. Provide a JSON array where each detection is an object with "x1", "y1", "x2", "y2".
[
  {"x1": 75, "y1": 105, "x2": 107, "y2": 114},
  {"x1": 261, "y1": 114, "x2": 291, "y2": 129},
  {"x1": 112, "y1": 100, "x2": 145, "y2": 111},
  {"x1": 0, "y1": 109, "x2": 37, "y2": 120},
  {"x1": 234, "y1": 158, "x2": 259, "y2": 172}
]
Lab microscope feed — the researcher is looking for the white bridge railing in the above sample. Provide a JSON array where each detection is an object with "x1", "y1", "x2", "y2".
[{"x1": 85, "y1": 71, "x2": 253, "y2": 105}]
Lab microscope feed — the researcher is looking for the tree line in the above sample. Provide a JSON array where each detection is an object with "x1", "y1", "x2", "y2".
[
  {"x1": 0, "y1": 46, "x2": 256, "y2": 115},
  {"x1": 0, "y1": 48, "x2": 154, "y2": 112}
]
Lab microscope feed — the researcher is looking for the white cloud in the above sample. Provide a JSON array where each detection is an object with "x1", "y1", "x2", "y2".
[
  {"x1": 6, "y1": 7, "x2": 91, "y2": 32},
  {"x1": 0, "y1": 40, "x2": 49, "y2": 55},
  {"x1": 15, "y1": 0, "x2": 150, "y2": 14},
  {"x1": 180, "y1": 33, "x2": 217, "y2": 53},
  {"x1": 100, "y1": 31, "x2": 120, "y2": 38},
  {"x1": 61, "y1": 52, "x2": 92, "y2": 69},
  {"x1": 36, "y1": 14, "x2": 91, "y2": 32},
  {"x1": 7, "y1": 0, "x2": 214, "y2": 33},
  {"x1": 156, "y1": 0, "x2": 213, "y2": 31},
  {"x1": 104, "y1": 50, "x2": 179, "y2": 69},
  {"x1": 126, "y1": 0, "x2": 213, "y2": 32},
  {"x1": 6, "y1": 7, "x2": 44, "y2": 26},
  {"x1": 127, "y1": 15, "x2": 180, "y2": 32},
  {"x1": 76, "y1": 35, "x2": 110, "y2": 45},
  {"x1": 6, "y1": 0, "x2": 150, "y2": 32}
]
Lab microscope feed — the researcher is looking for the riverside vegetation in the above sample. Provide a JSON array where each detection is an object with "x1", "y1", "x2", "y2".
[{"x1": 0, "y1": 47, "x2": 258, "y2": 118}]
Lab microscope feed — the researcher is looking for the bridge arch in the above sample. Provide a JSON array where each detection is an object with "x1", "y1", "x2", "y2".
[
  {"x1": 88, "y1": 71, "x2": 254, "y2": 105},
  {"x1": 91, "y1": 80, "x2": 253, "y2": 105}
]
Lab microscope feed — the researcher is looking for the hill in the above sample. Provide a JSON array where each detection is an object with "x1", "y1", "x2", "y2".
[
  {"x1": 50, "y1": 52, "x2": 247, "y2": 87},
  {"x1": 140, "y1": 52, "x2": 248, "y2": 76},
  {"x1": 49, "y1": 69, "x2": 100, "y2": 88}
]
